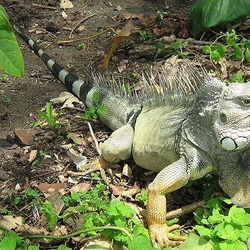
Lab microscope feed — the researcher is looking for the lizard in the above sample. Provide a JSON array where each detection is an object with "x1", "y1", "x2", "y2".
[{"x1": 14, "y1": 27, "x2": 250, "y2": 247}]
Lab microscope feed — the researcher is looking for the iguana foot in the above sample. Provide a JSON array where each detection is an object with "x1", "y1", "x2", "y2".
[{"x1": 149, "y1": 224, "x2": 186, "y2": 248}]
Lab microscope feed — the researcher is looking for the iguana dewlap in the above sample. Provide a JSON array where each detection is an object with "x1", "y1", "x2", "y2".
[{"x1": 15, "y1": 27, "x2": 250, "y2": 247}]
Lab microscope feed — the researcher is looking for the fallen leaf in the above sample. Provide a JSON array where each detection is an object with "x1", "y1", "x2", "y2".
[
  {"x1": 60, "y1": 0, "x2": 73, "y2": 9},
  {"x1": 122, "y1": 164, "x2": 132, "y2": 179},
  {"x1": 68, "y1": 133, "x2": 87, "y2": 145},
  {"x1": 37, "y1": 182, "x2": 67, "y2": 196},
  {"x1": 102, "y1": 20, "x2": 134, "y2": 68},
  {"x1": 28, "y1": 149, "x2": 37, "y2": 163},
  {"x1": 61, "y1": 10, "x2": 68, "y2": 19},
  {"x1": 109, "y1": 183, "x2": 126, "y2": 196},
  {"x1": 14, "y1": 128, "x2": 36, "y2": 145},
  {"x1": 70, "y1": 182, "x2": 91, "y2": 193},
  {"x1": 67, "y1": 148, "x2": 88, "y2": 170},
  {"x1": 50, "y1": 92, "x2": 82, "y2": 108},
  {"x1": 47, "y1": 192, "x2": 65, "y2": 214},
  {"x1": 0, "y1": 215, "x2": 23, "y2": 230}
]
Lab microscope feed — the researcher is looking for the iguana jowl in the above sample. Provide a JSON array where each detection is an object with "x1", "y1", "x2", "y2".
[{"x1": 15, "y1": 28, "x2": 250, "y2": 247}]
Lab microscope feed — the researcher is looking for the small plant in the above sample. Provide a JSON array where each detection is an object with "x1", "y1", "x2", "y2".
[
  {"x1": 76, "y1": 42, "x2": 86, "y2": 50},
  {"x1": 1, "y1": 72, "x2": 9, "y2": 82},
  {"x1": 81, "y1": 91, "x2": 107, "y2": 120},
  {"x1": 135, "y1": 188, "x2": 148, "y2": 206},
  {"x1": 154, "y1": 41, "x2": 167, "y2": 59},
  {"x1": 229, "y1": 71, "x2": 245, "y2": 83},
  {"x1": 138, "y1": 30, "x2": 154, "y2": 42},
  {"x1": 194, "y1": 197, "x2": 250, "y2": 249},
  {"x1": 171, "y1": 40, "x2": 189, "y2": 58},
  {"x1": 40, "y1": 201, "x2": 59, "y2": 231},
  {"x1": 3, "y1": 96, "x2": 12, "y2": 106},
  {"x1": 202, "y1": 29, "x2": 250, "y2": 62},
  {"x1": 33, "y1": 102, "x2": 60, "y2": 128}
]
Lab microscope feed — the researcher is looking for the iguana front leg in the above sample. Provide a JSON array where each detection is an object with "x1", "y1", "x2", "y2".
[{"x1": 147, "y1": 157, "x2": 189, "y2": 247}]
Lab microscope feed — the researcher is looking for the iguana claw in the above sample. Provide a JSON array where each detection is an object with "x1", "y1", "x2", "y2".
[{"x1": 149, "y1": 224, "x2": 186, "y2": 248}]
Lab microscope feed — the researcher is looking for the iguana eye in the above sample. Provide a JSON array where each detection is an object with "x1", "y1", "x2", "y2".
[{"x1": 242, "y1": 98, "x2": 250, "y2": 106}]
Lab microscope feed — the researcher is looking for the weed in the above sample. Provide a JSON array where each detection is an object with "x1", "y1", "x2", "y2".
[
  {"x1": 171, "y1": 40, "x2": 189, "y2": 58},
  {"x1": 3, "y1": 96, "x2": 12, "y2": 106},
  {"x1": 1, "y1": 73, "x2": 9, "y2": 83},
  {"x1": 202, "y1": 29, "x2": 250, "y2": 63},
  {"x1": 229, "y1": 71, "x2": 245, "y2": 83},
  {"x1": 194, "y1": 197, "x2": 250, "y2": 249},
  {"x1": 76, "y1": 43, "x2": 86, "y2": 50},
  {"x1": 138, "y1": 30, "x2": 155, "y2": 42},
  {"x1": 40, "y1": 201, "x2": 59, "y2": 231},
  {"x1": 81, "y1": 91, "x2": 107, "y2": 120},
  {"x1": 34, "y1": 102, "x2": 60, "y2": 128}
]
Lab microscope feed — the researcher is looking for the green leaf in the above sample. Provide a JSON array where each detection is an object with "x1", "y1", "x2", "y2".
[
  {"x1": 0, "y1": 5, "x2": 24, "y2": 77},
  {"x1": 28, "y1": 246, "x2": 40, "y2": 250},
  {"x1": 211, "y1": 50, "x2": 222, "y2": 61},
  {"x1": 0, "y1": 231, "x2": 21, "y2": 250},
  {"x1": 219, "y1": 240, "x2": 248, "y2": 250},
  {"x1": 194, "y1": 225, "x2": 213, "y2": 238},
  {"x1": 128, "y1": 235, "x2": 155, "y2": 250},
  {"x1": 85, "y1": 245, "x2": 110, "y2": 250},
  {"x1": 57, "y1": 245, "x2": 72, "y2": 250},
  {"x1": 178, "y1": 233, "x2": 213, "y2": 250},
  {"x1": 245, "y1": 48, "x2": 250, "y2": 62},
  {"x1": 92, "y1": 91, "x2": 101, "y2": 103},
  {"x1": 233, "y1": 44, "x2": 243, "y2": 61},
  {"x1": 191, "y1": 0, "x2": 250, "y2": 35}
]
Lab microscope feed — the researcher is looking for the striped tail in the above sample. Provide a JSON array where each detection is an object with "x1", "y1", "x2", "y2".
[{"x1": 14, "y1": 26, "x2": 92, "y2": 103}]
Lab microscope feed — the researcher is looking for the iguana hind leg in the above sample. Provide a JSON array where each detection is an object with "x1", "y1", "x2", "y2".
[{"x1": 147, "y1": 157, "x2": 189, "y2": 247}]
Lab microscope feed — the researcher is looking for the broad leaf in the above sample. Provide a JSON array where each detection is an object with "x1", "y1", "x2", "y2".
[
  {"x1": 191, "y1": 0, "x2": 250, "y2": 35},
  {"x1": 0, "y1": 5, "x2": 24, "y2": 76}
]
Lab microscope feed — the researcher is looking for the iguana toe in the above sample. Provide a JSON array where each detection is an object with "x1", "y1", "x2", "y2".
[{"x1": 149, "y1": 224, "x2": 186, "y2": 248}]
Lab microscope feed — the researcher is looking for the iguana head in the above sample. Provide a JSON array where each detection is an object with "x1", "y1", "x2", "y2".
[
  {"x1": 214, "y1": 82, "x2": 250, "y2": 151},
  {"x1": 213, "y1": 82, "x2": 250, "y2": 207}
]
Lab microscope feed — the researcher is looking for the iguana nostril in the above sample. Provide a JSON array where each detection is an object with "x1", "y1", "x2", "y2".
[{"x1": 220, "y1": 113, "x2": 227, "y2": 123}]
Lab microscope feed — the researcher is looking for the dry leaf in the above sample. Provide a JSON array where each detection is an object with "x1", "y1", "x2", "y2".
[
  {"x1": 61, "y1": 10, "x2": 68, "y2": 19},
  {"x1": 121, "y1": 183, "x2": 140, "y2": 198},
  {"x1": 14, "y1": 128, "x2": 36, "y2": 145},
  {"x1": 67, "y1": 148, "x2": 88, "y2": 170},
  {"x1": 0, "y1": 215, "x2": 23, "y2": 230},
  {"x1": 28, "y1": 149, "x2": 37, "y2": 163},
  {"x1": 67, "y1": 133, "x2": 86, "y2": 145},
  {"x1": 37, "y1": 182, "x2": 67, "y2": 196},
  {"x1": 50, "y1": 92, "x2": 82, "y2": 108},
  {"x1": 60, "y1": 0, "x2": 74, "y2": 9},
  {"x1": 70, "y1": 182, "x2": 91, "y2": 193},
  {"x1": 102, "y1": 20, "x2": 133, "y2": 68},
  {"x1": 47, "y1": 192, "x2": 65, "y2": 214},
  {"x1": 122, "y1": 164, "x2": 132, "y2": 179},
  {"x1": 109, "y1": 183, "x2": 126, "y2": 196}
]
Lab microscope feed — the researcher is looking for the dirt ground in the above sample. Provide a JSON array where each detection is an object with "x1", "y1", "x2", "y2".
[{"x1": 0, "y1": 0, "x2": 217, "y2": 248}]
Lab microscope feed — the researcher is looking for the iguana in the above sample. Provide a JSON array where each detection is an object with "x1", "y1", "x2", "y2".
[{"x1": 15, "y1": 27, "x2": 250, "y2": 247}]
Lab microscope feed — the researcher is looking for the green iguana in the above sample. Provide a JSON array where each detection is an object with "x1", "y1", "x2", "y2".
[{"x1": 15, "y1": 27, "x2": 250, "y2": 247}]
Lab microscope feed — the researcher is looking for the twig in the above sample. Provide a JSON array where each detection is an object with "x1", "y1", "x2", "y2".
[
  {"x1": 69, "y1": 14, "x2": 97, "y2": 38},
  {"x1": 32, "y1": 3, "x2": 57, "y2": 10},
  {"x1": 166, "y1": 200, "x2": 205, "y2": 219},
  {"x1": 87, "y1": 121, "x2": 101, "y2": 155},
  {"x1": 58, "y1": 28, "x2": 116, "y2": 45}
]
